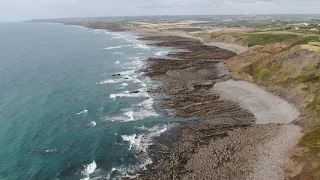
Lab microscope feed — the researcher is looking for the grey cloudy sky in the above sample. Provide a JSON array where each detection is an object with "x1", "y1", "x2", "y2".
[{"x1": 0, "y1": 0, "x2": 319, "y2": 22}]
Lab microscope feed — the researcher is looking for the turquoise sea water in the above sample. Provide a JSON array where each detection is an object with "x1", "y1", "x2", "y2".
[{"x1": 0, "y1": 23, "x2": 177, "y2": 179}]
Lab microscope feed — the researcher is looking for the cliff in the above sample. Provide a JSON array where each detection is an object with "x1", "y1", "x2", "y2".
[{"x1": 226, "y1": 42, "x2": 320, "y2": 179}]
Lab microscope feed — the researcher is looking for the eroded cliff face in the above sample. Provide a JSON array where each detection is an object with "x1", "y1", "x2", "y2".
[{"x1": 225, "y1": 43, "x2": 320, "y2": 179}]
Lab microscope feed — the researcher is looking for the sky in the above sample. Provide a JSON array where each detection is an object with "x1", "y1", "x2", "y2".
[{"x1": 0, "y1": 0, "x2": 319, "y2": 22}]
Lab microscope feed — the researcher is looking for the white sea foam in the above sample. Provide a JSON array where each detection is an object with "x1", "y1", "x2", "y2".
[
  {"x1": 121, "y1": 125, "x2": 168, "y2": 169},
  {"x1": 121, "y1": 83, "x2": 128, "y2": 87},
  {"x1": 77, "y1": 109, "x2": 88, "y2": 115},
  {"x1": 88, "y1": 121, "x2": 97, "y2": 127},
  {"x1": 97, "y1": 77, "x2": 132, "y2": 85},
  {"x1": 103, "y1": 46, "x2": 123, "y2": 50},
  {"x1": 120, "y1": 70, "x2": 136, "y2": 76},
  {"x1": 104, "y1": 107, "x2": 158, "y2": 122},
  {"x1": 97, "y1": 79, "x2": 119, "y2": 84},
  {"x1": 105, "y1": 166, "x2": 138, "y2": 180},
  {"x1": 97, "y1": 72, "x2": 141, "y2": 85},
  {"x1": 103, "y1": 45, "x2": 131, "y2": 50},
  {"x1": 80, "y1": 161, "x2": 97, "y2": 180},
  {"x1": 45, "y1": 149, "x2": 57, "y2": 153},
  {"x1": 134, "y1": 43, "x2": 150, "y2": 50},
  {"x1": 124, "y1": 111, "x2": 134, "y2": 122},
  {"x1": 155, "y1": 51, "x2": 169, "y2": 56},
  {"x1": 114, "y1": 61, "x2": 121, "y2": 64},
  {"x1": 104, "y1": 31, "x2": 113, "y2": 35},
  {"x1": 112, "y1": 35, "x2": 126, "y2": 39},
  {"x1": 121, "y1": 125, "x2": 168, "y2": 152},
  {"x1": 109, "y1": 89, "x2": 149, "y2": 100}
]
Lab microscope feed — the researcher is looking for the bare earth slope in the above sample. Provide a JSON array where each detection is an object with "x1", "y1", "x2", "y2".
[{"x1": 225, "y1": 42, "x2": 320, "y2": 179}]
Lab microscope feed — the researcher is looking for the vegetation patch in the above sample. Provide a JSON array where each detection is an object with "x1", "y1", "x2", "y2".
[
  {"x1": 254, "y1": 64, "x2": 276, "y2": 82},
  {"x1": 300, "y1": 35, "x2": 320, "y2": 44},
  {"x1": 307, "y1": 89, "x2": 320, "y2": 115},
  {"x1": 245, "y1": 33, "x2": 299, "y2": 47},
  {"x1": 308, "y1": 42, "x2": 320, "y2": 47},
  {"x1": 294, "y1": 74, "x2": 320, "y2": 83},
  {"x1": 167, "y1": 28, "x2": 202, "y2": 32},
  {"x1": 299, "y1": 125, "x2": 320, "y2": 154}
]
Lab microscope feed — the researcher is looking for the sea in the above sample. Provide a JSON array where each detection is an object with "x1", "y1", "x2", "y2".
[{"x1": 0, "y1": 22, "x2": 180, "y2": 180}]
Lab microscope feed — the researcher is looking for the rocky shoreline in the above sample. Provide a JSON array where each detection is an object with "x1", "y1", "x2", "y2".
[
  {"x1": 57, "y1": 22, "x2": 302, "y2": 179},
  {"x1": 126, "y1": 35, "x2": 302, "y2": 180}
]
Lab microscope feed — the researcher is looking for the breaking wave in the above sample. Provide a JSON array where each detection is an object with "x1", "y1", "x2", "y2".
[
  {"x1": 77, "y1": 109, "x2": 88, "y2": 115},
  {"x1": 80, "y1": 161, "x2": 97, "y2": 180},
  {"x1": 121, "y1": 125, "x2": 169, "y2": 170}
]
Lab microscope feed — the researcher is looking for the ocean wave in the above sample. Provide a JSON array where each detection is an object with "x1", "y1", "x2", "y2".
[
  {"x1": 103, "y1": 98, "x2": 158, "y2": 122},
  {"x1": 77, "y1": 109, "x2": 88, "y2": 115},
  {"x1": 96, "y1": 79, "x2": 125, "y2": 85},
  {"x1": 88, "y1": 121, "x2": 97, "y2": 127},
  {"x1": 97, "y1": 69, "x2": 138, "y2": 85},
  {"x1": 135, "y1": 98, "x2": 159, "y2": 119},
  {"x1": 96, "y1": 75, "x2": 138, "y2": 86},
  {"x1": 103, "y1": 45, "x2": 131, "y2": 50},
  {"x1": 121, "y1": 83, "x2": 128, "y2": 87},
  {"x1": 112, "y1": 35, "x2": 126, "y2": 39},
  {"x1": 155, "y1": 51, "x2": 169, "y2": 56},
  {"x1": 104, "y1": 166, "x2": 138, "y2": 180},
  {"x1": 121, "y1": 125, "x2": 168, "y2": 169},
  {"x1": 120, "y1": 70, "x2": 136, "y2": 76},
  {"x1": 80, "y1": 161, "x2": 97, "y2": 180},
  {"x1": 134, "y1": 43, "x2": 150, "y2": 50},
  {"x1": 104, "y1": 31, "x2": 113, "y2": 35},
  {"x1": 109, "y1": 89, "x2": 149, "y2": 100},
  {"x1": 45, "y1": 149, "x2": 58, "y2": 153},
  {"x1": 124, "y1": 111, "x2": 134, "y2": 122}
]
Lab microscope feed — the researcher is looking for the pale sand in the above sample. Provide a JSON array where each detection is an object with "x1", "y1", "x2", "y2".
[
  {"x1": 213, "y1": 79, "x2": 302, "y2": 180},
  {"x1": 205, "y1": 42, "x2": 248, "y2": 54},
  {"x1": 247, "y1": 124, "x2": 302, "y2": 180},
  {"x1": 213, "y1": 79, "x2": 300, "y2": 124}
]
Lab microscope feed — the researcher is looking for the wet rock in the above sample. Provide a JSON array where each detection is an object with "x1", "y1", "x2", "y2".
[
  {"x1": 112, "y1": 74, "x2": 121, "y2": 76},
  {"x1": 130, "y1": 90, "x2": 140, "y2": 94},
  {"x1": 133, "y1": 35, "x2": 260, "y2": 180},
  {"x1": 194, "y1": 83, "x2": 214, "y2": 90}
]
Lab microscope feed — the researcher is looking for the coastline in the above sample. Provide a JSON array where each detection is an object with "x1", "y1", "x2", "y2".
[
  {"x1": 131, "y1": 31, "x2": 302, "y2": 179},
  {"x1": 59, "y1": 23, "x2": 303, "y2": 179}
]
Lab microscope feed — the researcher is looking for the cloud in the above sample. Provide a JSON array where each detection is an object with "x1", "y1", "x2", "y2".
[
  {"x1": 257, "y1": 0, "x2": 275, "y2": 4},
  {"x1": 0, "y1": 0, "x2": 319, "y2": 22}
]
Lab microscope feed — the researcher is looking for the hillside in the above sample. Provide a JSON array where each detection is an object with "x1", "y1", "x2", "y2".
[{"x1": 225, "y1": 39, "x2": 320, "y2": 179}]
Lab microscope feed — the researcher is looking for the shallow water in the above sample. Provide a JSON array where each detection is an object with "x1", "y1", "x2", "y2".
[{"x1": 0, "y1": 22, "x2": 181, "y2": 179}]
